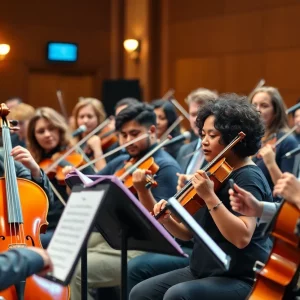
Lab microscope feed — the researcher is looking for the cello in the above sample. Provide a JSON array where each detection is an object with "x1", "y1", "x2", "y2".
[
  {"x1": 0, "y1": 104, "x2": 70, "y2": 299},
  {"x1": 247, "y1": 201, "x2": 300, "y2": 300}
]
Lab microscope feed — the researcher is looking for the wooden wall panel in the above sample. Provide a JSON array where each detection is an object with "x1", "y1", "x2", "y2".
[
  {"x1": 175, "y1": 57, "x2": 222, "y2": 104},
  {"x1": 0, "y1": 0, "x2": 111, "y2": 106},
  {"x1": 223, "y1": 53, "x2": 264, "y2": 94},
  {"x1": 163, "y1": 0, "x2": 300, "y2": 110}
]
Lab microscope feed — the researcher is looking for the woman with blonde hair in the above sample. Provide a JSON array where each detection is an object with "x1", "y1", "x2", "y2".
[
  {"x1": 72, "y1": 97, "x2": 112, "y2": 170},
  {"x1": 249, "y1": 86, "x2": 298, "y2": 191}
]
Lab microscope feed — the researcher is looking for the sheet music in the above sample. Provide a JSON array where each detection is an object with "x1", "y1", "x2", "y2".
[
  {"x1": 47, "y1": 190, "x2": 105, "y2": 282},
  {"x1": 168, "y1": 197, "x2": 231, "y2": 270}
]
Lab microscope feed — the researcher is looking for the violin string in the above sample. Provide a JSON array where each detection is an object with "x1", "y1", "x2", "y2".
[{"x1": 78, "y1": 133, "x2": 149, "y2": 171}]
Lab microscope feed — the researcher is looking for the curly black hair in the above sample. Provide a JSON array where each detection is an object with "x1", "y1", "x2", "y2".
[
  {"x1": 115, "y1": 103, "x2": 156, "y2": 131},
  {"x1": 196, "y1": 93, "x2": 265, "y2": 158}
]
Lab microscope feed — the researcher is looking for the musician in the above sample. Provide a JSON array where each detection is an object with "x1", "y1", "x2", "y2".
[
  {"x1": 114, "y1": 97, "x2": 140, "y2": 116},
  {"x1": 230, "y1": 172, "x2": 300, "y2": 222},
  {"x1": 292, "y1": 99, "x2": 300, "y2": 144},
  {"x1": 249, "y1": 86, "x2": 298, "y2": 190},
  {"x1": 176, "y1": 88, "x2": 217, "y2": 188},
  {"x1": 151, "y1": 99, "x2": 183, "y2": 158},
  {"x1": 27, "y1": 107, "x2": 74, "y2": 248},
  {"x1": 0, "y1": 247, "x2": 53, "y2": 291},
  {"x1": 72, "y1": 97, "x2": 109, "y2": 170},
  {"x1": 127, "y1": 88, "x2": 218, "y2": 294},
  {"x1": 5, "y1": 96, "x2": 22, "y2": 109},
  {"x1": 67, "y1": 103, "x2": 181, "y2": 300},
  {"x1": 130, "y1": 94, "x2": 273, "y2": 300},
  {"x1": 0, "y1": 146, "x2": 53, "y2": 205},
  {"x1": 9, "y1": 102, "x2": 35, "y2": 148}
]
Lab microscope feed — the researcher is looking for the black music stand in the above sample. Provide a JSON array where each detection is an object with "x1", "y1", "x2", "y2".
[{"x1": 63, "y1": 173, "x2": 188, "y2": 300}]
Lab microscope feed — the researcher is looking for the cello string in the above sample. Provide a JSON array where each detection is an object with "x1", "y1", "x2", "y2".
[{"x1": 3, "y1": 123, "x2": 20, "y2": 245}]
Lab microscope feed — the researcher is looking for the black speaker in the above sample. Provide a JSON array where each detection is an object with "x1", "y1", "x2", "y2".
[{"x1": 101, "y1": 79, "x2": 142, "y2": 116}]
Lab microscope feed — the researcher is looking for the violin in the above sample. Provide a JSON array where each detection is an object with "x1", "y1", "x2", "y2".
[
  {"x1": 115, "y1": 157, "x2": 159, "y2": 193},
  {"x1": 0, "y1": 103, "x2": 70, "y2": 300},
  {"x1": 114, "y1": 138, "x2": 173, "y2": 193},
  {"x1": 39, "y1": 151, "x2": 84, "y2": 184},
  {"x1": 248, "y1": 201, "x2": 300, "y2": 299},
  {"x1": 155, "y1": 132, "x2": 245, "y2": 221}
]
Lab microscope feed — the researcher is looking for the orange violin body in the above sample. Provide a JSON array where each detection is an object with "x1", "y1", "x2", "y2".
[
  {"x1": 114, "y1": 157, "x2": 159, "y2": 193},
  {"x1": 0, "y1": 178, "x2": 70, "y2": 300},
  {"x1": 248, "y1": 202, "x2": 300, "y2": 300},
  {"x1": 39, "y1": 151, "x2": 84, "y2": 183},
  {"x1": 174, "y1": 158, "x2": 233, "y2": 221}
]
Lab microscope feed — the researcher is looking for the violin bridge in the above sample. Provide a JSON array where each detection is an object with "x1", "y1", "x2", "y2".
[{"x1": 8, "y1": 243, "x2": 27, "y2": 249}]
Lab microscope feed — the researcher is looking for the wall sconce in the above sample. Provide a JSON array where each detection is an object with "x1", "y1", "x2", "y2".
[
  {"x1": 123, "y1": 39, "x2": 140, "y2": 62},
  {"x1": 0, "y1": 44, "x2": 10, "y2": 60}
]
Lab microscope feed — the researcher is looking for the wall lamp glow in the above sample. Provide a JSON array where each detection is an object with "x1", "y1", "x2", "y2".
[
  {"x1": 123, "y1": 39, "x2": 140, "y2": 62},
  {"x1": 0, "y1": 44, "x2": 10, "y2": 60}
]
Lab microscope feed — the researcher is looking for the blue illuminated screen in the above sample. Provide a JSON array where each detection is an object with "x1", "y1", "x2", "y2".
[{"x1": 47, "y1": 42, "x2": 78, "y2": 62}]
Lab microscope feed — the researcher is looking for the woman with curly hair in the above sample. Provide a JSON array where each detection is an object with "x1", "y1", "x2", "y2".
[{"x1": 130, "y1": 94, "x2": 273, "y2": 300}]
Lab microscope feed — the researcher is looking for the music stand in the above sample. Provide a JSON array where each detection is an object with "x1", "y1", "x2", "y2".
[{"x1": 52, "y1": 173, "x2": 188, "y2": 300}]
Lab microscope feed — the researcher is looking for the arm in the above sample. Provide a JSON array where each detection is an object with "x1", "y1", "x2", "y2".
[
  {"x1": 0, "y1": 247, "x2": 52, "y2": 291},
  {"x1": 11, "y1": 146, "x2": 54, "y2": 205},
  {"x1": 229, "y1": 183, "x2": 277, "y2": 223},
  {"x1": 274, "y1": 172, "x2": 300, "y2": 209},
  {"x1": 193, "y1": 171, "x2": 256, "y2": 249},
  {"x1": 153, "y1": 200, "x2": 193, "y2": 241},
  {"x1": 258, "y1": 144, "x2": 282, "y2": 185}
]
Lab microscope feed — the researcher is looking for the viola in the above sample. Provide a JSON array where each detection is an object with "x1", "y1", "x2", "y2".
[
  {"x1": 39, "y1": 151, "x2": 84, "y2": 184},
  {"x1": 247, "y1": 201, "x2": 300, "y2": 299},
  {"x1": 155, "y1": 132, "x2": 246, "y2": 221},
  {"x1": 0, "y1": 103, "x2": 70, "y2": 300}
]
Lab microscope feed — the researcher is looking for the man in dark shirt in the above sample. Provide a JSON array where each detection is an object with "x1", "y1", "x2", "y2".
[{"x1": 69, "y1": 103, "x2": 181, "y2": 300}]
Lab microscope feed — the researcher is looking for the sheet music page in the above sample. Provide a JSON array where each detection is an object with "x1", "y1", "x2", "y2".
[
  {"x1": 168, "y1": 197, "x2": 230, "y2": 269},
  {"x1": 47, "y1": 190, "x2": 105, "y2": 282}
]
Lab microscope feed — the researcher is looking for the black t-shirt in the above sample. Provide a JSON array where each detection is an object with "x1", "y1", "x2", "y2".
[{"x1": 190, "y1": 165, "x2": 273, "y2": 284}]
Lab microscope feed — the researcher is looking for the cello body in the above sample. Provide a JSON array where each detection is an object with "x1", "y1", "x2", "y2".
[
  {"x1": 248, "y1": 201, "x2": 300, "y2": 300},
  {"x1": 0, "y1": 178, "x2": 70, "y2": 299}
]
